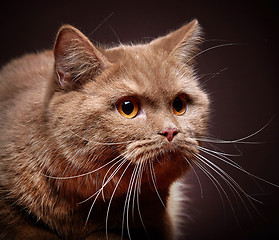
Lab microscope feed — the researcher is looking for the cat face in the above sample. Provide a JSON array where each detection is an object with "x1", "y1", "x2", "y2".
[{"x1": 47, "y1": 20, "x2": 209, "y2": 199}]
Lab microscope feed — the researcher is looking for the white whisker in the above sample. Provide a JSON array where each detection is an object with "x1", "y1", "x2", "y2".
[
  {"x1": 149, "y1": 160, "x2": 166, "y2": 208},
  {"x1": 131, "y1": 165, "x2": 140, "y2": 222},
  {"x1": 81, "y1": 151, "x2": 135, "y2": 228},
  {"x1": 200, "y1": 67, "x2": 229, "y2": 84},
  {"x1": 197, "y1": 146, "x2": 279, "y2": 188},
  {"x1": 83, "y1": 158, "x2": 129, "y2": 226},
  {"x1": 43, "y1": 152, "x2": 126, "y2": 180},
  {"x1": 193, "y1": 153, "x2": 260, "y2": 224},
  {"x1": 194, "y1": 117, "x2": 274, "y2": 145},
  {"x1": 197, "y1": 145, "x2": 242, "y2": 157},
  {"x1": 184, "y1": 156, "x2": 204, "y2": 198},
  {"x1": 79, "y1": 155, "x2": 128, "y2": 205},
  {"x1": 186, "y1": 43, "x2": 243, "y2": 64},
  {"x1": 100, "y1": 153, "x2": 131, "y2": 201},
  {"x1": 189, "y1": 156, "x2": 229, "y2": 218},
  {"x1": 195, "y1": 153, "x2": 260, "y2": 203},
  {"x1": 136, "y1": 161, "x2": 150, "y2": 239},
  {"x1": 105, "y1": 161, "x2": 132, "y2": 240},
  {"x1": 123, "y1": 164, "x2": 140, "y2": 240},
  {"x1": 88, "y1": 12, "x2": 114, "y2": 37}
]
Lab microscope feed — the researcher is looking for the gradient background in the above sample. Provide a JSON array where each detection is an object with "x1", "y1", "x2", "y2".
[{"x1": 0, "y1": 1, "x2": 278, "y2": 239}]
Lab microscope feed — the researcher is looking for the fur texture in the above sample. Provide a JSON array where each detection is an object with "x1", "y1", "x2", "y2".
[{"x1": 0, "y1": 20, "x2": 209, "y2": 239}]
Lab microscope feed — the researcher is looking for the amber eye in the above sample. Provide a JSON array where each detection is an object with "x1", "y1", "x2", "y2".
[
  {"x1": 173, "y1": 95, "x2": 187, "y2": 116},
  {"x1": 117, "y1": 97, "x2": 139, "y2": 119}
]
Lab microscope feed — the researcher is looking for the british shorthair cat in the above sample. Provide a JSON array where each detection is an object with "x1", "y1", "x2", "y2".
[{"x1": 0, "y1": 20, "x2": 209, "y2": 239}]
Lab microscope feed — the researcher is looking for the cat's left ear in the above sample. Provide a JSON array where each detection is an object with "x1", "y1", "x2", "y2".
[
  {"x1": 150, "y1": 19, "x2": 202, "y2": 63},
  {"x1": 54, "y1": 25, "x2": 110, "y2": 90}
]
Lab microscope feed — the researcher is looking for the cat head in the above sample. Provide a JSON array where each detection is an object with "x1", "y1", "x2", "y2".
[{"x1": 47, "y1": 20, "x2": 209, "y2": 199}]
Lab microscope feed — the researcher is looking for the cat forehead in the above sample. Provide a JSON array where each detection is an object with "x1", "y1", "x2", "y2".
[{"x1": 101, "y1": 45, "x2": 194, "y2": 99}]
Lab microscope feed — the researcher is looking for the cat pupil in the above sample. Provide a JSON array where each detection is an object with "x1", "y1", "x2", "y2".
[
  {"x1": 173, "y1": 97, "x2": 183, "y2": 112},
  {"x1": 122, "y1": 100, "x2": 134, "y2": 115}
]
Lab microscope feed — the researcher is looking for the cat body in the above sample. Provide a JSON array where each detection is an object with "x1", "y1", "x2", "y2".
[{"x1": 0, "y1": 20, "x2": 209, "y2": 239}]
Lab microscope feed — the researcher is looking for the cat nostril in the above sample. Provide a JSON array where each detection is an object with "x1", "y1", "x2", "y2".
[{"x1": 159, "y1": 128, "x2": 178, "y2": 142}]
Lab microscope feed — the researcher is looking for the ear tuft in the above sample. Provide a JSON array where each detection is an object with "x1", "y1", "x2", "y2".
[
  {"x1": 54, "y1": 25, "x2": 110, "y2": 90},
  {"x1": 150, "y1": 19, "x2": 203, "y2": 64}
]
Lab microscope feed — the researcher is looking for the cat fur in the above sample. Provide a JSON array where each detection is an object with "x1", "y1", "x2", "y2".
[{"x1": 0, "y1": 20, "x2": 209, "y2": 239}]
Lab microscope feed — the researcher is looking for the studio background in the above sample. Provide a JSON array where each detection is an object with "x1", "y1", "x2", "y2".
[{"x1": 0, "y1": 1, "x2": 278, "y2": 239}]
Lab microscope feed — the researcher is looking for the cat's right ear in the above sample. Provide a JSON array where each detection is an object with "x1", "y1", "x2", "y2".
[
  {"x1": 53, "y1": 25, "x2": 110, "y2": 90},
  {"x1": 150, "y1": 19, "x2": 202, "y2": 64}
]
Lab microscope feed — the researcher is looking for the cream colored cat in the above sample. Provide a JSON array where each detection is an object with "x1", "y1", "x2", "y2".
[{"x1": 0, "y1": 20, "x2": 209, "y2": 239}]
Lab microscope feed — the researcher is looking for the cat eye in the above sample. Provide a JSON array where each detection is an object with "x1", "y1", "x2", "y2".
[
  {"x1": 116, "y1": 97, "x2": 139, "y2": 119},
  {"x1": 172, "y1": 95, "x2": 187, "y2": 116}
]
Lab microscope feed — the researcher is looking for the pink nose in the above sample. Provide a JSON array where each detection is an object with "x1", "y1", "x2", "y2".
[{"x1": 160, "y1": 128, "x2": 178, "y2": 142}]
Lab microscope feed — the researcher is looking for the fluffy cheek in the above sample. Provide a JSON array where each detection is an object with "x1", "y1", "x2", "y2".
[{"x1": 101, "y1": 113, "x2": 149, "y2": 144}]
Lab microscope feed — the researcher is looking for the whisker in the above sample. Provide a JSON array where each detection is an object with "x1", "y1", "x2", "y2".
[
  {"x1": 42, "y1": 152, "x2": 126, "y2": 180},
  {"x1": 200, "y1": 67, "x2": 229, "y2": 84},
  {"x1": 197, "y1": 145, "x2": 247, "y2": 178},
  {"x1": 105, "y1": 21, "x2": 122, "y2": 45},
  {"x1": 186, "y1": 43, "x2": 244, "y2": 64},
  {"x1": 100, "y1": 152, "x2": 131, "y2": 200},
  {"x1": 81, "y1": 152, "x2": 136, "y2": 230},
  {"x1": 206, "y1": 141, "x2": 244, "y2": 159},
  {"x1": 193, "y1": 153, "x2": 260, "y2": 224},
  {"x1": 195, "y1": 153, "x2": 260, "y2": 202},
  {"x1": 198, "y1": 146, "x2": 279, "y2": 188},
  {"x1": 81, "y1": 151, "x2": 134, "y2": 206},
  {"x1": 123, "y1": 164, "x2": 140, "y2": 240},
  {"x1": 195, "y1": 137, "x2": 262, "y2": 145},
  {"x1": 105, "y1": 161, "x2": 132, "y2": 240},
  {"x1": 131, "y1": 164, "x2": 141, "y2": 222},
  {"x1": 136, "y1": 161, "x2": 150, "y2": 239},
  {"x1": 189, "y1": 156, "x2": 229, "y2": 219},
  {"x1": 149, "y1": 160, "x2": 166, "y2": 208},
  {"x1": 79, "y1": 156, "x2": 127, "y2": 205},
  {"x1": 184, "y1": 156, "x2": 204, "y2": 198},
  {"x1": 83, "y1": 158, "x2": 129, "y2": 226},
  {"x1": 197, "y1": 145, "x2": 242, "y2": 157},
  {"x1": 77, "y1": 150, "x2": 136, "y2": 231},
  {"x1": 194, "y1": 117, "x2": 274, "y2": 145},
  {"x1": 88, "y1": 12, "x2": 114, "y2": 37}
]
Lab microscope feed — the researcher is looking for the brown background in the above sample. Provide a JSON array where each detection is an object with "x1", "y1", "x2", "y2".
[{"x1": 0, "y1": 1, "x2": 278, "y2": 239}]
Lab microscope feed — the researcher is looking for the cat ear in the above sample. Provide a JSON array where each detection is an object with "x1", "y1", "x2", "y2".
[
  {"x1": 150, "y1": 19, "x2": 202, "y2": 63},
  {"x1": 54, "y1": 25, "x2": 110, "y2": 90}
]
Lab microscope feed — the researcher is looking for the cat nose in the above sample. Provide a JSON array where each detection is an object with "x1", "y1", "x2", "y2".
[{"x1": 159, "y1": 128, "x2": 179, "y2": 142}]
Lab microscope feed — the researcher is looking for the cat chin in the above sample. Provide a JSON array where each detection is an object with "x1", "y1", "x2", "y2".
[{"x1": 157, "y1": 139, "x2": 178, "y2": 152}]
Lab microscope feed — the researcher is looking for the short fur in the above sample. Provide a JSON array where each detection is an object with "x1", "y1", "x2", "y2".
[{"x1": 0, "y1": 20, "x2": 209, "y2": 240}]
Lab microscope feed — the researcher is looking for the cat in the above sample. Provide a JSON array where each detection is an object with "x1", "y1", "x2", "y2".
[{"x1": 0, "y1": 19, "x2": 209, "y2": 240}]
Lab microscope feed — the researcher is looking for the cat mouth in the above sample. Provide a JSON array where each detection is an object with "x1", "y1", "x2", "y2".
[
  {"x1": 161, "y1": 141, "x2": 178, "y2": 152},
  {"x1": 125, "y1": 137, "x2": 196, "y2": 166}
]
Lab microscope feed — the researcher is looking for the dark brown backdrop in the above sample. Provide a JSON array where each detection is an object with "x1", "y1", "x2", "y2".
[{"x1": 0, "y1": 1, "x2": 278, "y2": 239}]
